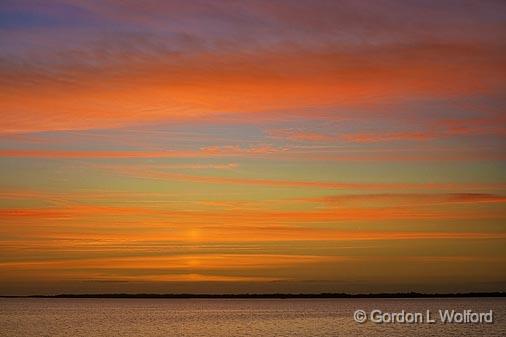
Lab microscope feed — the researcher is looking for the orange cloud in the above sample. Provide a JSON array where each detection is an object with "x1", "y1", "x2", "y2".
[
  {"x1": 1, "y1": 201, "x2": 504, "y2": 229},
  {"x1": 0, "y1": 146, "x2": 284, "y2": 159},
  {"x1": 2, "y1": 44, "x2": 504, "y2": 133},
  {"x1": 0, "y1": 254, "x2": 337, "y2": 271},
  {"x1": 2, "y1": 225, "x2": 504, "y2": 248},
  {"x1": 266, "y1": 117, "x2": 506, "y2": 145},
  {"x1": 341, "y1": 131, "x2": 435, "y2": 143},
  {"x1": 266, "y1": 129, "x2": 333, "y2": 142}
]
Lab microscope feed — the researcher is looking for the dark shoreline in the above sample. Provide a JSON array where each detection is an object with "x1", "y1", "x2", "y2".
[{"x1": 1, "y1": 292, "x2": 505, "y2": 299}]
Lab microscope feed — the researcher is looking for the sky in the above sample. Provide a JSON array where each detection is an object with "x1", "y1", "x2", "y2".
[{"x1": 0, "y1": 0, "x2": 505, "y2": 295}]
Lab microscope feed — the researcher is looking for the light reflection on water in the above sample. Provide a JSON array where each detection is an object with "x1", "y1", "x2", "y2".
[{"x1": 0, "y1": 298, "x2": 505, "y2": 336}]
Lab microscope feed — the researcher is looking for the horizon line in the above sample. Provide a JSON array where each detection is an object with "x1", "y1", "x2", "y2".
[{"x1": 2, "y1": 292, "x2": 505, "y2": 299}]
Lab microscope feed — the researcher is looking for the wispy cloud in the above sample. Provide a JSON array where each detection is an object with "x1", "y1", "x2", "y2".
[
  {"x1": 303, "y1": 193, "x2": 506, "y2": 207},
  {"x1": 102, "y1": 165, "x2": 506, "y2": 192},
  {"x1": 2, "y1": 41, "x2": 504, "y2": 133},
  {"x1": 0, "y1": 146, "x2": 284, "y2": 158}
]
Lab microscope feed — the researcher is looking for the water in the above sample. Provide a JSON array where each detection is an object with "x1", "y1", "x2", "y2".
[{"x1": 0, "y1": 298, "x2": 504, "y2": 336}]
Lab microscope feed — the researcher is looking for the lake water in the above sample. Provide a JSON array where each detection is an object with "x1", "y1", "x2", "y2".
[{"x1": 1, "y1": 298, "x2": 505, "y2": 336}]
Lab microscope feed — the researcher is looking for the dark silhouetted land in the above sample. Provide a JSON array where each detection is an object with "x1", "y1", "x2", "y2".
[{"x1": 1, "y1": 292, "x2": 505, "y2": 299}]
